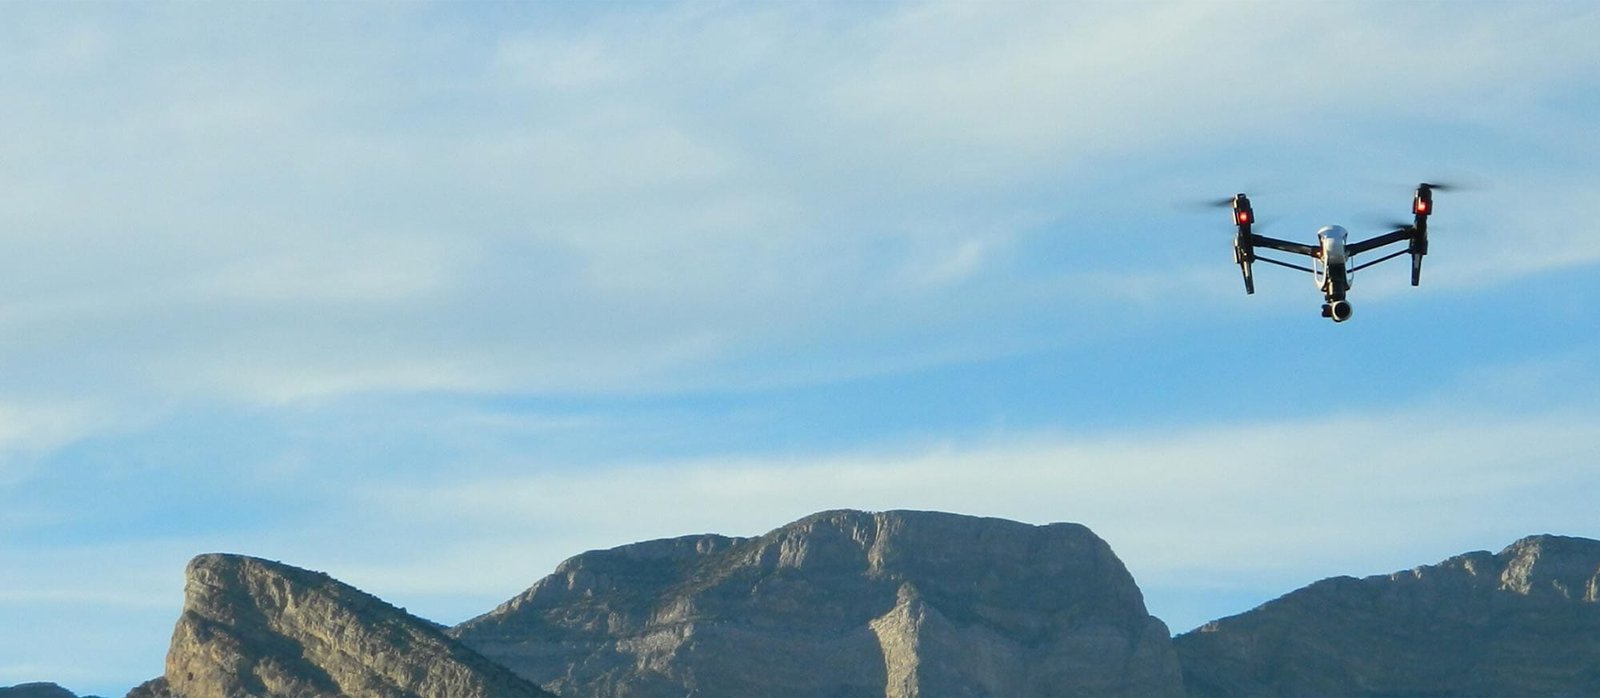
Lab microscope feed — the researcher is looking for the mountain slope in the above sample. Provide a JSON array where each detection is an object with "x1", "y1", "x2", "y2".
[
  {"x1": 452, "y1": 509, "x2": 1183, "y2": 697},
  {"x1": 1175, "y1": 534, "x2": 1600, "y2": 697}
]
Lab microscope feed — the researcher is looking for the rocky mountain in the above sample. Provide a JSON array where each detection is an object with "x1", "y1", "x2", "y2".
[
  {"x1": 1175, "y1": 534, "x2": 1600, "y2": 697},
  {"x1": 450, "y1": 509, "x2": 1183, "y2": 697},
  {"x1": 112, "y1": 513, "x2": 1600, "y2": 698},
  {"x1": 132, "y1": 554, "x2": 546, "y2": 698}
]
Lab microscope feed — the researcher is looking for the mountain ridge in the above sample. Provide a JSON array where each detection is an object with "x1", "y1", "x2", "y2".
[
  {"x1": 1175, "y1": 533, "x2": 1600, "y2": 697},
  {"x1": 97, "y1": 513, "x2": 1600, "y2": 698}
]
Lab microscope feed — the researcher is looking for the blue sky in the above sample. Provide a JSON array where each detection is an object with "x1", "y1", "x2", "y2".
[{"x1": 3, "y1": 1, "x2": 1600, "y2": 694}]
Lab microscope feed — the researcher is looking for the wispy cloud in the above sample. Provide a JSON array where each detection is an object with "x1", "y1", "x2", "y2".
[
  {"x1": 332, "y1": 392, "x2": 1600, "y2": 625},
  {"x1": 0, "y1": 401, "x2": 109, "y2": 484},
  {"x1": 1, "y1": 2, "x2": 1596, "y2": 413}
]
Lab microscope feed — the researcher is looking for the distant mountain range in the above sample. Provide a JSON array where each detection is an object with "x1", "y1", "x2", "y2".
[{"x1": 9, "y1": 509, "x2": 1600, "y2": 697}]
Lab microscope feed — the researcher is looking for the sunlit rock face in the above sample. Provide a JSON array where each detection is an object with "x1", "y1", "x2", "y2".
[
  {"x1": 1175, "y1": 535, "x2": 1600, "y2": 697},
  {"x1": 452, "y1": 509, "x2": 1183, "y2": 697},
  {"x1": 150, "y1": 554, "x2": 546, "y2": 698}
]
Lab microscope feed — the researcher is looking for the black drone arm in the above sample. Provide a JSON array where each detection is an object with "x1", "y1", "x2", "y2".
[
  {"x1": 1252, "y1": 255, "x2": 1316, "y2": 274},
  {"x1": 1347, "y1": 228, "x2": 1414, "y2": 256},
  {"x1": 1249, "y1": 234, "x2": 1318, "y2": 258},
  {"x1": 1245, "y1": 235, "x2": 1318, "y2": 274}
]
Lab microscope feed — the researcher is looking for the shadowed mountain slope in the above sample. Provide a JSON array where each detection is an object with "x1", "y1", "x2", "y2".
[
  {"x1": 0, "y1": 684, "x2": 86, "y2": 698},
  {"x1": 1175, "y1": 535, "x2": 1600, "y2": 697}
]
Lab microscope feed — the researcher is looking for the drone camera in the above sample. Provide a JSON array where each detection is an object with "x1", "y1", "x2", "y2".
[
  {"x1": 1331, "y1": 301, "x2": 1353, "y2": 322},
  {"x1": 1321, "y1": 300, "x2": 1353, "y2": 323}
]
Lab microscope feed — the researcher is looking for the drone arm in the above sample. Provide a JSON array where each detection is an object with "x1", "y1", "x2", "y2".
[
  {"x1": 1347, "y1": 228, "x2": 1413, "y2": 256},
  {"x1": 1249, "y1": 234, "x2": 1318, "y2": 258},
  {"x1": 1252, "y1": 255, "x2": 1316, "y2": 274},
  {"x1": 1349, "y1": 248, "x2": 1410, "y2": 273}
]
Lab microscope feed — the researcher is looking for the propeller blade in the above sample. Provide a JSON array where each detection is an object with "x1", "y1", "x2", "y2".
[
  {"x1": 1174, "y1": 196, "x2": 1240, "y2": 211},
  {"x1": 1419, "y1": 177, "x2": 1489, "y2": 192},
  {"x1": 1353, "y1": 214, "x2": 1415, "y2": 232}
]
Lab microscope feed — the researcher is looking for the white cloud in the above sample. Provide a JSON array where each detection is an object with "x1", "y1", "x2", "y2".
[
  {"x1": 331, "y1": 396, "x2": 1600, "y2": 625},
  {"x1": 829, "y1": 2, "x2": 1600, "y2": 165},
  {"x1": 0, "y1": 401, "x2": 109, "y2": 485},
  {"x1": 1436, "y1": 177, "x2": 1600, "y2": 283},
  {"x1": 1, "y1": 1, "x2": 1594, "y2": 411}
]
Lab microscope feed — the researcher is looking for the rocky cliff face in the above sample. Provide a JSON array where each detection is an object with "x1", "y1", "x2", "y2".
[
  {"x1": 147, "y1": 554, "x2": 545, "y2": 698},
  {"x1": 451, "y1": 509, "x2": 1183, "y2": 697},
  {"x1": 1175, "y1": 534, "x2": 1600, "y2": 697}
]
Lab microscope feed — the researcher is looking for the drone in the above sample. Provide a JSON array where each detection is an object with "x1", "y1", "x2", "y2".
[{"x1": 1220, "y1": 183, "x2": 1451, "y2": 322}]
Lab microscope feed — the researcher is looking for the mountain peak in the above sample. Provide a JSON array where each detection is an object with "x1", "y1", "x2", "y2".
[
  {"x1": 1497, "y1": 534, "x2": 1600, "y2": 600},
  {"x1": 454, "y1": 509, "x2": 1181, "y2": 697},
  {"x1": 152, "y1": 553, "x2": 546, "y2": 698}
]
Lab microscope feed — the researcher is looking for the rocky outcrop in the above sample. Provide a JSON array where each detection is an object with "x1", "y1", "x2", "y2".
[
  {"x1": 153, "y1": 554, "x2": 545, "y2": 698},
  {"x1": 451, "y1": 509, "x2": 1183, "y2": 697},
  {"x1": 124, "y1": 677, "x2": 173, "y2": 698},
  {"x1": 1175, "y1": 534, "x2": 1600, "y2": 697}
]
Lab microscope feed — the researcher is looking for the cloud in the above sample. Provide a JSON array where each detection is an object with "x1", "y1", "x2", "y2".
[
  {"x1": 0, "y1": 401, "x2": 109, "y2": 485},
  {"x1": 328, "y1": 392, "x2": 1600, "y2": 626},
  {"x1": 1437, "y1": 176, "x2": 1600, "y2": 282},
  {"x1": 828, "y1": 3, "x2": 1600, "y2": 169},
  {"x1": 1, "y1": 1, "x2": 1596, "y2": 414}
]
